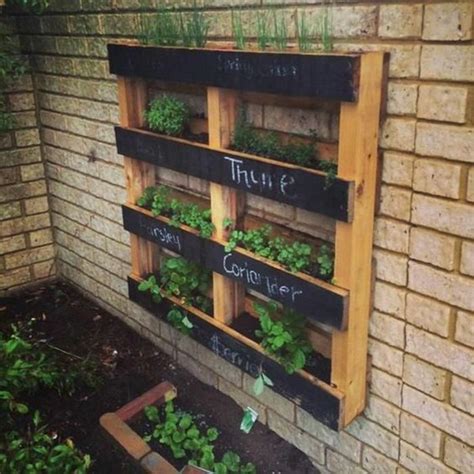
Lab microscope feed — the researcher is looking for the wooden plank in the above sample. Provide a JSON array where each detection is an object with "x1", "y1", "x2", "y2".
[
  {"x1": 122, "y1": 204, "x2": 348, "y2": 329},
  {"x1": 128, "y1": 276, "x2": 344, "y2": 430},
  {"x1": 108, "y1": 44, "x2": 359, "y2": 101},
  {"x1": 208, "y1": 87, "x2": 245, "y2": 325},
  {"x1": 115, "y1": 126, "x2": 353, "y2": 221},
  {"x1": 331, "y1": 52, "x2": 386, "y2": 426},
  {"x1": 117, "y1": 77, "x2": 156, "y2": 278}
]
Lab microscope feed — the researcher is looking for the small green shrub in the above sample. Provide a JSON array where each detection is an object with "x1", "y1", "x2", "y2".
[
  {"x1": 254, "y1": 301, "x2": 312, "y2": 374},
  {"x1": 0, "y1": 411, "x2": 91, "y2": 474},
  {"x1": 144, "y1": 95, "x2": 190, "y2": 137},
  {"x1": 137, "y1": 185, "x2": 214, "y2": 238},
  {"x1": 144, "y1": 401, "x2": 256, "y2": 473},
  {"x1": 138, "y1": 257, "x2": 212, "y2": 321}
]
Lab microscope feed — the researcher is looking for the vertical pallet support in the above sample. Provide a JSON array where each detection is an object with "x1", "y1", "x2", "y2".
[
  {"x1": 207, "y1": 87, "x2": 245, "y2": 324},
  {"x1": 331, "y1": 52, "x2": 385, "y2": 425},
  {"x1": 118, "y1": 77, "x2": 157, "y2": 278}
]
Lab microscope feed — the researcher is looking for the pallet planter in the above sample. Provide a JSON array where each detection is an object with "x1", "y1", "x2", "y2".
[{"x1": 109, "y1": 42, "x2": 385, "y2": 430}]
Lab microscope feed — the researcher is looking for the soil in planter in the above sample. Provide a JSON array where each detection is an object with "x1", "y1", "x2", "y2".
[
  {"x1": 231, "y1": 312, "x2": 331, "y2": 384},
  {"x1": 1, "y1": 282, "x2": 318, "y2": 474}
]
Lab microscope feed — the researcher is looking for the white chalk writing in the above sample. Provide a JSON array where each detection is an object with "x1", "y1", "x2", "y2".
[{"x1": 139, "y1": 216, "x2": 181, "y2": 251}]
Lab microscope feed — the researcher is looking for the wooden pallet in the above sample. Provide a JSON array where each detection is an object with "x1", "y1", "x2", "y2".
[{"x1": 109, "y1": 43, "x2": 386, "y2": 430}]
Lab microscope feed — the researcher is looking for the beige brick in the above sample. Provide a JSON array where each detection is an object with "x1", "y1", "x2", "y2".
[
  {"x1": 468, "y1": 167, "x2": 474, "y2": 202},
  {"x1": 400, "y1": 441, "x2": 455, "y2": 474},
  {"x1": 387, "y1": 82, "x2": 418, "y2": 116},
  {"x1": 242, "y1": 374, "x2": 294, "y2": 422},
  {"x1": 8, "y1": 93, "x2": 35, "y2": 111},
  {"x1": 370, "y1": 367, "x2": 402, "y2": 406},
  {"x1": 370, "y1": 311, "x2": 405, "y2": 349},
  {"x1": 5, "y1": 244, "x2": 55, "y2": 270},
  {"x1": 451, "y1": 376, "x2": 473, "y2": 415},
  {"x1": 33, "y1": 260, "x2": 55, "y2": 279},
  {"x1": 412, "y1": 194, "x2": 474, "y2": 239},
  {"x1": 362, "y1": 446, "x2": 397, "y2": 474},
  {"x1": 423, "y1": 3, "x2": 473, "y2": 41},
  {"x1": 24, "y1": 196, "x2": 49, "y2": 215},
  {"x1": 347, "y1": 417, "x2": 399, "y2": 460},
  {"x1": 460, "y1": 241, "x2": 474, "y2": 276},
  {"x1": 326, "y1": 449, "x2": 365, "y2": 474},
  {"x1": 404, "y1": 354, "x2": 447, "y2": 400},
  {"x1": 365, "y1": 395, "x2": 400, "y2": 434},
  {"x1": 0, "y1": 212, "x2": 51, "y2": 238},
  {"x1": 0, "y1": 202, "x2": 22, "y2": 221},
  {"x1": 416, "y1": 123, "x2": 473, "y2": 163},
  {"x1": 406, "y1": 293, "x2": 451, "y2": 338},
  {"x1": 409, "y1": 227, "x2": 456, "y2": 270},
  {"x1": 444, "y1": 437, "x2": 474, "y2": 473},
  {"x1": 380, "y1": 185, "x2": 411, "y2": 221},
  {"x1": 29, "y1": 228, "x2": 53, "y2": 247},
  {"x1": 0, "y1": 147, "x2": 41, "y2": 168},
  {"x1": 417, "y1": 85, "x2": 468, "y2": 124},
  {"x1": 406, "y1": 325, "x2": 474, "y2": 380},
  {"x1": 0, "y1": 181, "x2": 47, "y2": 203},
  {"x1": 381, "y1": 118, "x2": 416, "y2": 152},
  {"x1": 373, "y1": 281, "x2": 406, "y2": 318},
  {"x1": 0, "y1": 234, "x2": 26, "y2": 255},
  {"x1": 21, "y1": 163, "x2": 45, "y2": 182},
  {"x1": 455, "y1": 311, "x2": 474, "y2": 348},
  {"x1": 374, "y1": 249, "x2": 408, "y2": 286},
  {"x1": 374, "y1": 218, "x2": 410, "y2": 253},
  {"x1": 369, "y1": 339, "x2": 403, "y2": 377},
  {"x1": 408, "y1": 261, "x2": 474, "y2": 312},
  {"x1": 413, "y1": 159, "x2": 461, "y2": 199},
  {"x1": 379, "y1": 4, "x2": 422, "y2": 38},
  {"x1": 421, "y1": 45, "x2": 473, "y2": 81},
  {"x1": 0, "y1": 266, "x2": 31, "y2": 290},
  {"x1": 176, "y1": 350, "x2": 218, "y2": 387},
  {"x1": 400, "y1": 413, "x2": 442, "y2": 457},
  {"x1": 15, "y1": 129, "x2": 40, "y2": 147},
  {"x1": 403, "y1": 385, "x2": 474, "y2": 445},
  {"x1": 268, "y1": 411, "x2": 325, "y2": 464},
  {"x1": 0, "y1": 168, "x2": 17, "y2": 186},
  {"x1": 296, "y1": 408, "x2": 361, "y2": 462}
]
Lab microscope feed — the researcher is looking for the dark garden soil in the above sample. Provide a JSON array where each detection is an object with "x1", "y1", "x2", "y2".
[{"x1": 1, "y1": 281, "x2": 318, "y2": 474}]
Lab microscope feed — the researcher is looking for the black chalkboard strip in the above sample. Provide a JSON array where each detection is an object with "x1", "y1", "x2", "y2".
[
  {"x1": 108, "y1": 44, "x2": 359, "y2": 102},
  {"x1": 128, "y1": 275, "x2": 344, "y2": 431},
  {"x1": 116, "y1": 127, "x2": 354, "y2": 222},
  {"x1": 122, "y1": 204, "x2": 349, "y2": 330}
]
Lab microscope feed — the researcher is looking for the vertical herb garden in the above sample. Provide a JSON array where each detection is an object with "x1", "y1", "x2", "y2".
[{"x1": 103, "y1": 3, "x2": 385, "y2": 471}]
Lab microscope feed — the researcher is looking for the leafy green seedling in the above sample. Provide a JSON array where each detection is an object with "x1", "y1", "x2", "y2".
[
  {"x1": 231, "y1": 9, "x2": 246, "y2": 50},
  {"x1": 253, "y1": 371, "x2": 274, "y2": 396},
  {"x1": 145, "y1": 95, "x2": 190, "y2": 137},
  {"x1": 167, "y1": 308, "x2": 193, "y2": 335}
]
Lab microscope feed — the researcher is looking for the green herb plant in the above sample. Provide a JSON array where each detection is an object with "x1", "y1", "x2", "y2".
[
  {"x1": 225, "y1": 225, "x2": 314, "y2": 274},
  {"x1": 231, "y1": 8, "x2": 246, "y2": 50},
  {"x1": 138, "y1": 257, "x2": 212, "y2": 320},
  {"x1": 166, "y1": 308, "x2": 194, "y2": 336},
  {"x1": 254, "y1": 301, "x2": 312, "y2": 374},
  {"x1": 0, "y1": 411, "x2": 91, "y2": 474},
  {"x1": 295, "y1": 9, "x2": 314, "y2": 52},
  {"x1": 145, "y1": 95, "x2": 190, "y2": 137},
  {"x1": 139, "y1": 1, "x2": 210, "y2": 48},
  {"x1": 271, "y1": 9, "x2": 288, "y2": 50},
  {"x1": 252, "y1": 369, "x2": 274, "y2": 396},
  {"x1": 256, "y1": 10, "x2": 270, "y2": 50},
  {"x1": 137, "y1": 185, "x2": 214, "y2": 238},
  {"x1": 144, "y1": 401, "x2": 256, "y2": 473},
  {"x1": 319, "y1": 6, "x2": 333, "y2": 52},
  {"x1": 316, "y1": 244, "x2": 334, "y2": 279},
  {"x1": 232, "y1": 111, "x2": 339, "y2": 186}
]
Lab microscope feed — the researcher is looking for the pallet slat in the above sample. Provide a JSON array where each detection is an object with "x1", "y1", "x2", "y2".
[
  {"x1": 108, "y1": 44, "x2": 359, "y2": 101},
  {"x1": 122, "y1": 204, "x2": 348, "y2": 330},
  {"x1": 115, "y1": 127, "x2": 353, "y2": 222},
  {"x1": 128, "y1": 276, "x2": 344, "y2": 431}
]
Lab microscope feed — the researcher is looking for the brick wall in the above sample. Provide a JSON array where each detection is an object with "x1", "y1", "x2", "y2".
[
  {"x1": 11, "y1": 1, "x2": 474, "y2": 472},
  {"x1": 0, "y1": 17, "x2": 54, "y2": 292}
]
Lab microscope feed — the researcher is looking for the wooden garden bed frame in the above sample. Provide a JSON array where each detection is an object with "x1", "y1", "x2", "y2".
[{"x1": 108, "y1": 43, "x2": 386, "y2": 430}]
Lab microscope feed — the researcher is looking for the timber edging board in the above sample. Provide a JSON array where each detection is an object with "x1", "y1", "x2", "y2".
[
  {"x1": 123, "y1": 204, "x2": 348, "y2": 330},
  {"x1": 108, "y1": 44, "x2": 359, "y2": 102},
  {"x1": 128, "y1": 276, "x2": 343, "y2": 431},
  {"x1": 116, "y1": 126, "x2": 353, "y2": 222}
]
